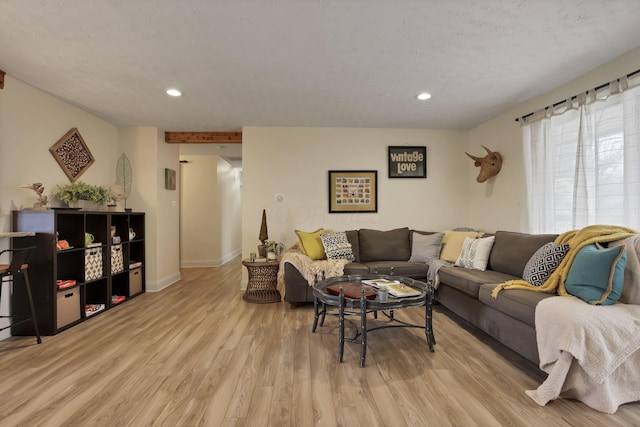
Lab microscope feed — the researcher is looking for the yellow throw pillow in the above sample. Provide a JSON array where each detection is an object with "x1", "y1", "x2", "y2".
[
  {"x1": 440, "y1": 230, "x2": 483, "y2": 263},
  {"x1": 295, "y1": 228, "x2": 327, "y2": 260}
]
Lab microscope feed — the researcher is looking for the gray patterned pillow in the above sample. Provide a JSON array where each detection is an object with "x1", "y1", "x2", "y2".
[
  {"x1": 321, "y1": 231, "x2": 355, "y2": 261},
  {"x1": 522, "y1": 242, "x2": 570, "y2": 286}
]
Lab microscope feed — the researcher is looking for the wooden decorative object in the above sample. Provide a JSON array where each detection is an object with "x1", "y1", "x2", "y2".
[
  {"x1": 164, "y1": 131, "x2": 242, "y2": 144},
  {"x1": 0, "y1": 69, "x2": 5, "y2": 89},
  {"x1": 49, "y1": 128, "x2": 95, "y2": 182}
]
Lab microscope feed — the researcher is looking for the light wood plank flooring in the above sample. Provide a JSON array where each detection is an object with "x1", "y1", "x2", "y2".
[{"x1": 1, "y1": 257, "x2": 638, "y2": 426}]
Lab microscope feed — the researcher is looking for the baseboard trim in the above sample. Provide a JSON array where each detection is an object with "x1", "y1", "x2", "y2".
[
  {"x1": 180, "y1": 248, "x2": 242, "y2": 268},
  {"x1": 146, "y1": 271, "x2": 182, "y2": 292}
]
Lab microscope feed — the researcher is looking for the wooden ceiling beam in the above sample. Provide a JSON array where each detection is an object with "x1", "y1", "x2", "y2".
[
  {"x1": 0, "y1": 70, "x2": 5, "y2": 89},
  {"x1": 164, "y1": 131, "x2": 242, "y2": 144}
]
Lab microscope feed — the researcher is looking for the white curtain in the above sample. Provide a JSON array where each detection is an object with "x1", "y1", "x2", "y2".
[{"x1": 522, "y1": 77, "x2": 640, "y2": 234}]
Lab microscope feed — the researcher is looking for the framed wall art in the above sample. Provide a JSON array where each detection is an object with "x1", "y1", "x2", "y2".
[
  {"x1": 388, "y1": 146, "x2": 426, "y2": 178},
  {"x1": 49, "y1": 128, "x2": 95, "y2": 182},
  {"x1": 165, "y1": 168, "x2": 176, "y2": 190},
  {"x1": 328, "y1": 170, "x2": 377, "y2": 213}
]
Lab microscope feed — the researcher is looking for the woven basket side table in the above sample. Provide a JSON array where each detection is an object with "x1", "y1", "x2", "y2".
[{"x1": 242, "y1": 259, "x2": 281, "y2": 303}]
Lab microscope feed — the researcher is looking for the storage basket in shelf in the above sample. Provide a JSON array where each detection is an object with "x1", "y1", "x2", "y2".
[
  {"x1": 111, "y1": 244, "x2": 124, "y2": 273},
  {"x1": 85, "y1": 246, "x2": 103, "y2": 281}
]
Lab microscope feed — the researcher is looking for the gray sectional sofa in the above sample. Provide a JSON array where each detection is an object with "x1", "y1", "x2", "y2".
[{"x1": 282, "y1": 227, "x2": 559, "y2": 365}]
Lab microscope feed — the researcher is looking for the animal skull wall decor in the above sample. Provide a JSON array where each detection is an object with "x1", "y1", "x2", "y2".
[{"x1": 465, "y1": 146, "x2": 502, "y2": 183}]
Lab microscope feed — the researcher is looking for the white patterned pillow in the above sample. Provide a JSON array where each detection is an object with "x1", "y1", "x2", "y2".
[
  {"x1": 320, "y1": 231, "x2": 355, "y2": 261},
  {"x1": 523, "y1": 242, "x2": 570, "y2": 286},
  {"x1": 454, "y1": 236, "x2": 495, "y2": 271}
]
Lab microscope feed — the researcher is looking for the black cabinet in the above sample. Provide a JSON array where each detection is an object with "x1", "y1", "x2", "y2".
[{"x1": 11, "y1": 209, "x2": 145, "y2": 335}]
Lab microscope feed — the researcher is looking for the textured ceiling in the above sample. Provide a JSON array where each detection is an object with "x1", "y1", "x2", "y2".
[{"x1": 2, "y1": 0, "x2": 640, "y2": 135}]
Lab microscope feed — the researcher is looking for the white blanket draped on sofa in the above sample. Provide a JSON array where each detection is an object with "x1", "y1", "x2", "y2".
[
  {"x1": 527, "y1": 295, "x2": 640, "y2": 413},
  {"x1": 276, "y1": 243, "x2": 349, "y2": 300}
]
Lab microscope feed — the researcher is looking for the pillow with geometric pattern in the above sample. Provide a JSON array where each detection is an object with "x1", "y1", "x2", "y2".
[
  {"x1": 320, "y1": 231, "x2": 355, "y2": 261},
  {"x1": 522, "y1": 242, "x2": 570, "y2": 286}
]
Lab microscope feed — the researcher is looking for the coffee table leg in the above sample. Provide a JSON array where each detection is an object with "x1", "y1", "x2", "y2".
[
  {"x1": 425, "y1": 293, "x2": 435, "y2": 352},
  {"x1": 312, "y1": 296, "x2": 319, "y2": 332},
  {"x1": 320, "y1": 302, "x2": 327, "y2": 327},
  {"x1": 338, "y1": 290, "x2": 345, "y2": 363},
  {"x1": 360, "y1": 291, "x2": 367, "y2": 367}
]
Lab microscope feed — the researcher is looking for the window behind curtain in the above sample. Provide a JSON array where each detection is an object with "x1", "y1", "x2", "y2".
[{"x1": 523, "y1": 82, "x2": 640, "y2": 234}]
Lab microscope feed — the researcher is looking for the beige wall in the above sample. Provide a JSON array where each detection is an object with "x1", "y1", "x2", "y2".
[
  {"x1": 0, "y1": 75, "x2": 118, "y2": 339},
  {"x1": 241, "y1": 126, "x2": 470, "y2": 285},
  {"x1": 179, "y1": 153, "x2": 242, "y2": 267},
  {"x1": 467, "y1": 46, "x2": 640, "y2": 233},
  {"x1": 118, "y1": 127, "x2": 181, "y2": 291}
]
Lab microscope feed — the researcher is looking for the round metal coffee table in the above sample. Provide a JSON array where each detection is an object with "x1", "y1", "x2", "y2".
[{"x1": 312, "y1": 274, "x2": 435, "y2": 367}]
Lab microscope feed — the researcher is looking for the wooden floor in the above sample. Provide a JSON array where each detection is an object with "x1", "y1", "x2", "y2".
[{"x1": 1, "y1": 257, "x2": 638, "y2": 426}]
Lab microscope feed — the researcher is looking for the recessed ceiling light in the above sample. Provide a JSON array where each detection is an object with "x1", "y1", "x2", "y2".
[
  {"x1": 166, "y1": 88, "x2": 182, "y2": 97},
  {"x1": 417, "y1": 92, "x2": 431, "y2": 101}
]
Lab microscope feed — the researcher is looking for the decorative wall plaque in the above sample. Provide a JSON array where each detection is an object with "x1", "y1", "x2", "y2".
[{"x1": 49, "y1": 128, "x2": 95, "y2": 182}]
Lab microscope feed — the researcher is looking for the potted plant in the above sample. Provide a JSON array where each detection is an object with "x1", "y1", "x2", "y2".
[
  {"x1": 264, "y1": 240, "x2": 283, "y2": 260},
  {"x1": 52, "y1": 181, "x2": 111, "y2": 209}
]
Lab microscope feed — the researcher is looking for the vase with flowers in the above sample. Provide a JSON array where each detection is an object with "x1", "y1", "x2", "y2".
[{"x1": 264, "y1": 240, "x2": 284, "y2": 260}]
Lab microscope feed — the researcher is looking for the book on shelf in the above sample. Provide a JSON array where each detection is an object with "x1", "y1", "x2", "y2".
[
  {"x1": 111, "y1": 295, "x2": 126, "y2": 305},
  {"x1": 129, "y1": 261, "x2": 143, "y2": 269},
  {"x1": 85, "y1": 304, "x2": 105, "y2": 316},
  {"x1": 327, "y1": 282, "x2": 377, "y2": 299},
  {"x1": 56, "y1": 279, "x2": 76, "y2": 290},
  {"x1": 362, "y1": 279, "x2": 421, "y2": 298}
]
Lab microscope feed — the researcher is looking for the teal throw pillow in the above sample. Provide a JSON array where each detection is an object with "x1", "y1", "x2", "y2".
[{"x1": 565, "y1": 243, "x2": 626, "y2": 305}]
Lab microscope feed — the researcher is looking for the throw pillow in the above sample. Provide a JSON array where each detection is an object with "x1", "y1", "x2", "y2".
[
  {"x1": 608, "y1": 236, "x2": 640, "y2": 304},
  {"x1": 409, "y1": 232, "x2": 444, "y2": 263},
  {"x1": 454, "y1": 236, "x2": 495, "y2": 271},
  {"x1": 565, "y1": 243, "x2": 627, "y2": 305},
  {"x1": 522, "y1": 242, "x2": 570, "y2": 286},
  {"x1": 320, "y1": 231, "x2": 355, "y2": 261},
  {"x1": 295, "y1": 228, "x2": 327, "y2": 260},
  {"x1": 440, "y1": 230, "x2": 483, "y2": 263}
]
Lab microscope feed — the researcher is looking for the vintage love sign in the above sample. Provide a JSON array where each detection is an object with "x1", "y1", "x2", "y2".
[{"x1": 388, "y1": 146, "x2": 427, "y2": 178}]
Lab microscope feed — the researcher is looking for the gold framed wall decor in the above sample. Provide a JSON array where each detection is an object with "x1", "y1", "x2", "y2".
[
  {"x1": 328, "y1": 170, "x2": 377, "y2": 213},
  {"x1": 49, "y1": 128, "x2": 95, "y2": 182}
]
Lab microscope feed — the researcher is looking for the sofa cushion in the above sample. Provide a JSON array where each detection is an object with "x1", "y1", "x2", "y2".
[
  {"x1": 440, "y1": 231, "x2": 483, "y2": 263},
  {"x1": 295, "y1": 228, "x2": 327, "y2": 260},
  {"x1": 346, "y1": 230, "x2": 360, "y2": 263},
  {"x1": 362, "y1": 261, "x2": 429, "y2": 278},
  {"x1": 409, "y1": 232, "x2": 444, "y2": 263},
  {"x1": 438, "y1": 266, "x2": 517, "y2": 298},
  {"x1": 359, "y1": 227, "x2": 410, "y2": 262},
  {"x1": 455, "y1": 236, "x2": 495, "y2": 271},
  {"x1": 488, "y1": 231, "x2": 557, "y2": 277},
  {"x1": 320, "y1": 231, "x2": 355, "y2": 261},
  {"x1": 343, "y1": 262, "x2": 370, "y2": 276},
  {"x1": 478, "y1": 284, "x2": 555, "y2": 327},
  {"x1": 522, "y1": 242, "x2": 570, "y2": 286},
  {"x1": 565, "y1": 243, "x2": 627, "y2": 305}
]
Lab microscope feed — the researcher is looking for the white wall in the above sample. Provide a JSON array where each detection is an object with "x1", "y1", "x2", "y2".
[
  {"x1": 0, "y1": 75, "x2": 118, "y2": 339},
  {"x1": 179, "y1": 153, "x2": 242, "y2": 267},
  {"x1": 241, "y1": 126, "x2": 470, "y2": 285},
  {"x1": 217, "y1": 157, "x2": 242, "y2": 263},
  {"x1": 467, "y1": 46, "x2": 640, "y2": 233},
  {"x1": 118, "y1": 127, "x2": 181, "y2": 291}
]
